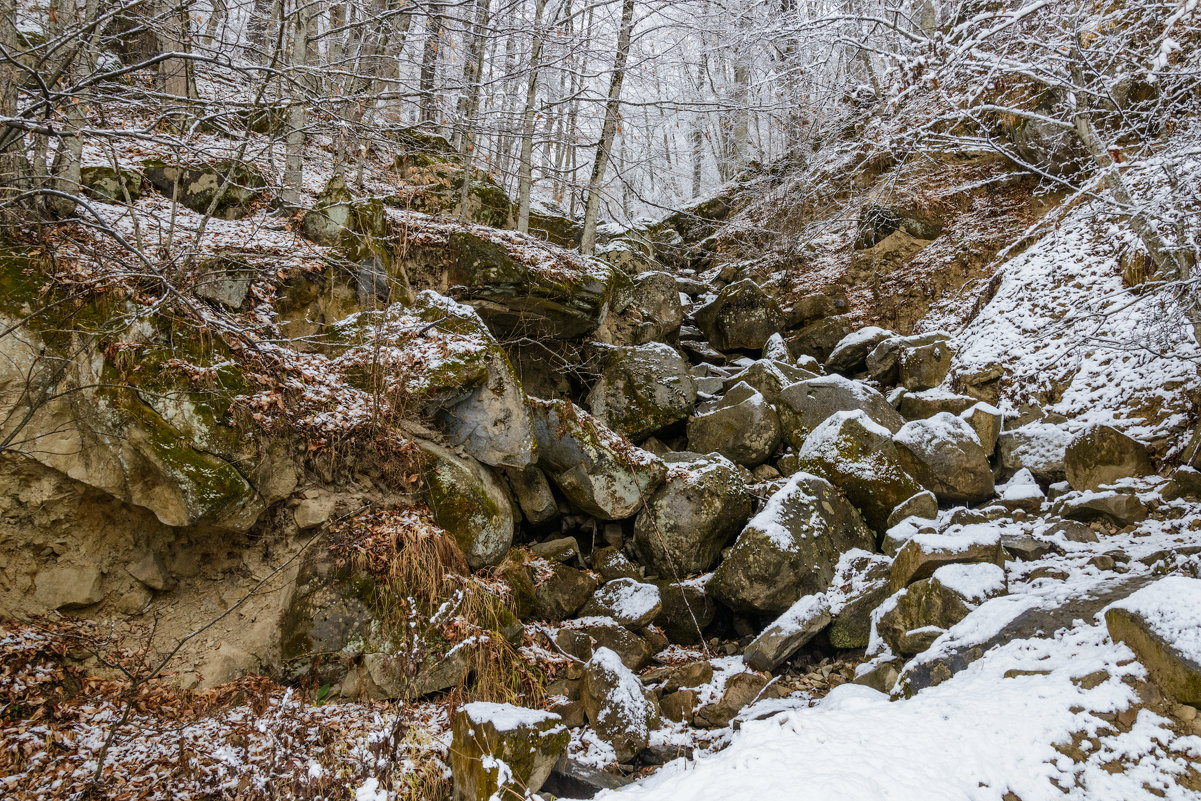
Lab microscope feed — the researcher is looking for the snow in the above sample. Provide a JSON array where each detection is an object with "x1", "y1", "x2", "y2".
[
  {"x1": 1109, "y1": 576, "x2": 1201, "y2": 666},
  {"x1": 591, "y1": 579, "x2": 661, "y2": 625},
  {"x1": 354, "y1": 778, "x2": 387, "y2": 801},
  {"x1": 766, "y1": 593, "x2": 832, "y2": 637},
  {"x1": 1000, "y1": 468, "x2": 1046, "y2": 502},
  {"x1": 894, "y1": 412, "x2": 978, "y2": 450},
  {"x1": 744, "y1": 472, "x2": 831, "y2": 550},
  {"x1": 584, "y1": 623, "x2": 1189, "y2": 801},
  {"x1": 932, "y1": 562, "x2": 1007, "y2": 604},
  {"x1": 461, "y1": 701, "x2": 560, "y2": 733}
]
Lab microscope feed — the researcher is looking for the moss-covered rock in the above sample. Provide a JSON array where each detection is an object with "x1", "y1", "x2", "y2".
[
  {"x1": 894, "y1": 413, "x2": 995, "y2": 503},
  {"x1": 581, "y1": 647, "x2": 660, "y2": 763},
  {"x1": 686, "y1": 383, "x2": 781, "y2": 468},
  {"x1": 587, "y1": 342, "x2": 696, "y2": 440},
  {"x1": 451, "y1": 703, "x2": 569, "y2": 801},
  {"x1": 711, "y1": 472, "x2": 875, "y2": 615},
  {"x1": 418, "y1": 440, "x2": 515, "y2": 569},
  {"x1": 797, "y1": 410, "x2": 922, "y2": 536},
  {"x1": 631, "y1": 452, "x2": 751, "y2": 577},
  {"x1": 142, "y1": 158, "x2": 266, "y2": 220},
  {"x1": 530, "y1": 398, "x2": 667, "y2": 520},
  {"x1": 81, "y1": 165, "x2": 143, "y2": 203},
  {"x1": 693, "y1": 279, "x2": 784, "y2": 352}
]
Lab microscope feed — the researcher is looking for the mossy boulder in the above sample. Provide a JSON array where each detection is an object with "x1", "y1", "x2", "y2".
[
  {"x1": 595, "y1": 270, "x2": 684, "y2": 346},
  {"x1": 631, "y1": 452, "x2": 751, "y2": 577},
  {"x1": 711, "y1": 472, "x2": 875, "y2": 615},
  {"x1": 300, "y1": 175, "x2": 356, "y2": 246},
  {"x1": 654, "y1": 579, "x2": 716, "y2": 645},
  {"x1": 587, "y1": 342, "x2": 697, "y2": 440},
  {"x1": 418, "y1": 440, "x2": 515, "y2": 569},
  {"x1": 686, "y1": 383, "x2": 781, "y2": 468},
  {"x1": 444, "y1": 230, "x2": 617, "y2": 340},
  {"x1": 693, "y1": 279, "x2": 784, "y2": 352},
  {"x1": 81, "y1": 165, "x2": 142, "y2": 203},
  {"x1": 797, "y1": 410, "x2": 923, "y2": 536},
  {"x1": 581, "y1": 647, "x2": 660, "y2": 763},
  {"x1": 877, "y1": 563, "x2": 1007, "y2": 657},
  {"x1": 894, "y1": 413, "x2": 995, "y2": 503},
  {"x1": 776, "y1": 374, "x2": 903, "y2": 449},
  {"x1": 143, "y1": 158, "x2": 266, "y2": 220},
  {"x1": 530, "y1": 398, "x2": 667, "y2": 520},
  {"x1": 451, "y1": 703, "x2": 569, "y2": 801}
]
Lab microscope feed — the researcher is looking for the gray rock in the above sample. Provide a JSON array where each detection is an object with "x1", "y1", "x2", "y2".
[
  {"x1": 293, "y1": 493, "x2": 336, "y2": 530},
  {"x1": 797, "y1": 410, "x2": 923, "y2": 535},
  {"x1": 787, "y1": 314, "x2": 854, "y2": 363},
  {"x1": 899, "y1": 341, "x2": 953, "y2": 390},
  {"x1": 877, "y1": 562, "x2": 1007, "y2": 657},
  {"x1": 886, "y1": 491, "x2": 940, "y2": 529},
  {"x1": 1105, "y1": 577, "x2": 1201, "y2": 708},
  {"x1": 744, "y1": 595, "x2": 833, "y2": 671},
  {"x1": 555, "y1": 619, "x2": 653, "y2": 671},
  {"x1": 581, "y1": 647, "x2": 660, "y2": 762},
  {"x1": 693, "y1": 672, "x2": 772, "y2": 729},
  {"x1": 894, "y1": 413, "x2": 995, "y2": 503},
  {"x1": 825, "y1": 326, "x2": 894, "y2": 375},
  {"x1": 419, "y1": 440, "x2": 515, "y2": 569},
  {"x1": 531, "y1": 398, "x2": 667, "y2": 520},
  {"x1": 898, "y1": 390, "x2": 979, "y2": 421},
  {"x1": 1064, "y1": 424, "x2": 1155, "y2": 492},
  {"x1": 889, "y1": 528, "x2": 1006, "y2": 593},
  {"x1": 587, "y1": 343, "x2": 697, "y2": 440},
  {"x1": 632, "y1": 452, "x2": 752, "y2": 577},
  {"x1": 827, "y1": 552, "x2": 893, "y2": 650},
  {"x1": 530, "y1": 536, "x2": 581, "y2": 563},
  {"x1": 534, "y1": 564, "x2": 598, "y2": 622},
  {"x1": 126, "y1": 552, "x2": 175, "y2": 592},
  {"x1": 777, "y1": 375, "x2": 904, "y2": 448},
  {"x1": 722, "y1": 359, "x2": 817, "y2": 404},
  {"x1": 997, "y1": 421, "x2": 1074, "y2": 483},
  {"x1": 654, "y1": 579, "x2": 717, "y2": 645},
  {"x1": 581, "y1": 578, "x2": 663, "y2": 629},
  {"x1": 711, "y1": 472, "x2": 875, "y2": 614},
  {"x1": 505, "y1": 466, "x2": 560, "y2": 526},
  {"x1": 1053, "y1": 490, "x2": 1148, "y2": 527},
  {"x1": 786, "y1": 289, "x2": 849, "y2": 328},
  {"x1": 686, "y1": 385, "x2": 781, "y2": 467},
  {"x1": 692, "y1": 279, "x2": 784, "y2": 351},
  {"x1": 591, "y1": 547, "x2": 642, "y2": 582},
  {"x1": 960, "y1": 402, "x2": 1003, "y2": 455},
  {"x1": 865, "y1": 332, "x2": 950, "y2": 385}
]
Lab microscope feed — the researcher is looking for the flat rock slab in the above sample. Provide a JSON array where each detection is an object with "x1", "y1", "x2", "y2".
[
  {"x1": 744, "y1": 594, "x2": 833, "y2": 671},
  {"x1": 898, "y1": 574, "x2": 1154, "y2": 696},
  {"x1": 1106, "y1": 576, "x2": 1201, "y2": 708}
]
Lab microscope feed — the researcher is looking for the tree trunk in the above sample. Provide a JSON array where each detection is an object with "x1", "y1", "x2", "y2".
[
  {"x1": 580, "y1": 0, "x2": 635, "y2": 256},
  {"x1": 418, "y1": 2, "x2": 445, "y2": 130},
  {"x1": 282, "y1": 0, "x2": 315, "y2": 206},
  {"x1": 516, "y1": 0, "x2": 551, "y2": 233},
  {"x1": 456, "y1": 0, "x2": 493, "y2": 221}
]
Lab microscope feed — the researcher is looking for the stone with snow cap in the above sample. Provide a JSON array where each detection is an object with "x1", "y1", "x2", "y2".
[
  {"x1": 777, "y1": 374, "x2": 904, "y2": 448},
  {"x1": 888, "y1": 525, "x2": 1006, "y2": 593},
  {"x1": 722, "y1": 358, "x2": 817, "y2": 404},
  {"x1": 825, "y1": 326, "x2": 893, "y2": 375},
  {"x1": 530, "y1": 398, "x2": 667, "y2": 520},
  {"x1": 894, "y1": 412, "x2": 995, "y2": 503},
  {"x1": 797, "y1": 410, "x2": 922, "y2": 535},
  {"x1": 996, "y1": 468, "x2": 1045, "y2": 512},
  {"x1": 581, "y1": 578, "x2": 663, "y2": 629},
  {"x1": 586, "y1": 342, "x2": 697, "y2": 440},
  {"x1": 826, "y1": 549, "x2": 894, "y2": 650},
  {"x1": 581, "y1": 647, "x2": 661, "y2": 762},
  {"x1": 865, "y1": 331, "x2": 950, "y2": 385},
  {"x1": 1106, "y1": 576, "x2": 1201, "y2": 708},
  {"x1": 744, "y1": 594, "x2": 833, "y2": 671},
  {"x1": 898, "y1": 388, "x2": 979, "y2": 421},
  {"x1": 711, "y1": 472, "x2": 875, "y2": 615},
  {"x1": 959, "y1": 401, "x2": 1002, "y2": 455},
  {"x1": 886, "y1": 491, "x2": 939, "y2": 530},
  {"x1": 761, "y1": 332, "x2": 792, "y2": 363},
  {"x1": 686, "y1": 384, "x2": 781, "y2": 467},
  {"x1": 899, "y1": 340, "x2": 954, "y2": 390},
  {"x1": 876, "y1": 563, "x2": 1008, "y2": 658},
  {"x1": 450, "y1": 701, "x2": 569, "y2": 801},
  {"x1": 554, "y1": 617, "x2": 653, "y2": 670},
  {"x1": 997, "y1": 421, "x2": 1074, "y2": 483},
  {"x1": 632, "y1": 451, "x2": 752, "y2": 576}
]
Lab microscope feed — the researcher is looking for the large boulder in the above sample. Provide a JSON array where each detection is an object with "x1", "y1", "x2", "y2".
[
  {"x1": 555, "y1": 618, "x2": 653, "y2": 671},
  {"x1": 693, "y1": 279, "x2": 784, "y2": 351},
  {"x1": 418, "y1": 441, "x2": 515, "y2": 569},
  {"x1": 825, "y1": 327, "x2": 893, "y2": 375},
  {"x1": 143, "y1": 158, "x2": 266, "y2": 220},
  {"x1": 776, "y1": 375, "x2": 903, "y2": 448},
  {"x1": 788, "y1": 314, "x2": 854, "y2": 363},
  {"x1": 654, "y1": 579, "x2": 717, "y2": 644},
  {"x1": 586, "y1": 343, "x2": 697, "y2": 440},
  {"x1": 722, "y1": 359, "x2": 817, "y2": 404},
  {"x1": 826, "y1": 551, "x2": 893, "y2": 649},
  {"x1": 959, "y1": 402, "x2": 1002, "y2": 455},
  {"x1": 711, "y1": 472, "x2": 875, "y2": 615},
  {"x1": 1106, "y1": 577, "x2": 1201, "y2": 708},
  {"x1": 533, "y1": 563, "x2": 598, "y2": 621},
  {"x1": 797, "y1": 410, "x2": 923, "y2": 535},
  {"x1": 596, "y1": 270, "x2": 684, "y2": 345},
  {"x1": 686, "y1": 383, "x2": 781, "y2": 467},
  {"x1": 530, "y1": 399, "x2": 667, "y2": 520},
  {"x1": 898, "y1": 341, "x2": 954, "y2": 390},
  {"x1": 1064, "y1": 424, "x2": 1154, "y2": 492},
  {"x1": 451, "y1": 702, "x2": 569, "y2": 801},
  {"x1": 581, "y1": 578, "x2": 663, "y2": 629},
  {"x1": 631, "y1": 452, "x2": 752, "y2": 577},
  {"x1": 997, "y1": 421, "x2": 1073, "y2": 483},
  {"x1": 893, "y1": 413, "x2": 995, "y2": 503},
  {"x1": 581, "y1": 648, "x2": 660, "y2": 762},
  {"x1": 897, "y1": 389, "x2": 979, "y2": 421},
  {"x1": 876, "y1": 563, "x2": 1007, "y2": 656},
  {"x1": 865, "y1": 332, "x2": 949, "y2": 385}
]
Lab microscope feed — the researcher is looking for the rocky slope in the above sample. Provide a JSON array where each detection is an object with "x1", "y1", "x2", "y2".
[{"x1": 3, "y1": 105, "x2": 1201, "y2": 801}]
